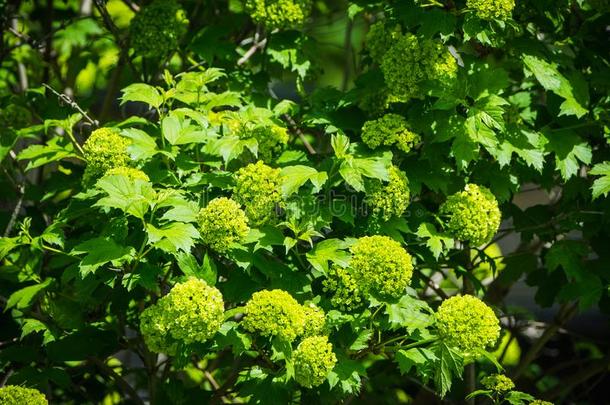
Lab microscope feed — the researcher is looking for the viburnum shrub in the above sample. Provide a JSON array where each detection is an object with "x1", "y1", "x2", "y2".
[{"x1": 1, "y1": 0, "x2": 609, "y2": 404}]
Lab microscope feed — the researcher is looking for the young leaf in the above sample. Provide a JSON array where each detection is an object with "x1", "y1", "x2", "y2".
[
  {"x1": 523, "y1": 55, "x2": 588, "y2": 118},
  {"x1": 416, "y1": 223, "x2": 454, "y2": 259},
  {"x1": 280, "y1": 165, "x2": 328, "y2": 197},
  {"x1": 6, "y1": 279, "x2": 54, "y2": 311},
  {"x1": 590, "y1": 161, "x2": 610, "y2": 199},
  {"x1": 146, "y1": 222, "x2": 200, "y2": 253},
  {"x1": 305, "y1": 238, "x2": 352, "y2": 273},
  {"x1": 71, "y1": 237, "x2": 135, "y2": 276},
  {"x1": 120, "y1": 83, "x2": 163, "y2": 110},
  {"x1": 433, "y1": 342, "x2": 464, "y2": 397}
]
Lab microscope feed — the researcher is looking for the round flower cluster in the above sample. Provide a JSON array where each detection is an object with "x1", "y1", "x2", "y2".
[
  {"x1": 0, "y1": 386, "x2": 48, "y2": 404},
  {"x1": 129, "y1": 0, "x2": 188, "y2": 58},
  {"x1": 530, "y1": 401, "x2": 553, "y2": 405},
  {"x1": 140, "y1": 299, "x2": 177, "y2": 355},
  {"x1": 82, "y1": 128, "x2": 130, "y2": 186},
  {"x1": 380, "y1": 33, "x2": 457, "y2": 102},
  {"x1": 293, "y1": 336, "x2": 337, "y2": 388},
  {"x1": 466, "y1": 0, "x2": 515, "y2": 20},
  {"x1": 104, "y1": 167, "x2": 149, "y2": 182},
  {"x1": 361, "y1": 114, "x2": 421, "y2": 153},
  {"x1": 302, "y1": 303, "x2": 326, "y2": 337},
  {"x1": 245, "y1": 0, "x2": 312, "y2": 30},
  {"x1": 440, "y1": 183, "x2": 501, "y2": 246},
  {"x1": 242, "y1": 289, "x2": 306, "y2": 341},
  {"x1": 234, "y1": 161, "x2": 283, "y2": 226},
  {"x1": 365, "y1": 21, "x2": 401, "y2": 64},
  {"x1": 435, "y1": 295, "x2": 500, "y2": 352},
  {"x1": 197, "y1": 197, "x2": 250, "y2": 253},
  {"x1": 481, "y1": 374, "x2": 515, "y2": 392},
  {"x1": 322, "y1": 265, "x2": 365, "y2": 311},
  {"x1": 247, "y1": 125, "x2": 289, "y2": 162},
  {"x1": 349, "y1": 235, "x2": 413, "y2": 300},
  {"x1": 366, "y1": 166, "x2": 411, "y2": 221},
  {"x1": 140, "y1": 278, "x2": 224, "y2": 353}
]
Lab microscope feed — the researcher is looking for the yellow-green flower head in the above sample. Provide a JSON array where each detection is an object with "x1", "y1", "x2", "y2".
[
  {"x1": 140, "y1": 278, "x2": 224, "y2": 352},
  {"x1": 0, "y1": 385, "x2": 48, "y2": 405},
  {"x1": 365, "y1": 22, "x2": 402, "y2": 64},
  {"x1": 350, "y1": 235, "x2": 413, "y2": 300},
  {"x1": 322, "y1": 265, "x2": 366, "y2": 312},
  {"x1": 301, "y1": 303, "x2": 326, "y2": 337},
  {"x1": 435, "y1": 295, "x2": 500, "y2": 352},
  {"x1": 481, "y1": 374, "x2": 515, "y2": 392},
  {"x1": 358, "y1": 87, "x2": 391, "y2": 116},
  {"x1": 162, "y1": 278, "x2": 225, "y2": 344},
  {"x1": 242, "y1": 289, "x2": 306, "y2": 341},
  {"x1": 366, "y1": 166, "x2": 411, "y2": 221},
  {"x1": 530, "y1": 401, "x2": 554, "y2": 405},
  {"x1": 140, "y1": 298, "x2": 178, "y2": 355},
  {"x1": 129, "y1": 0, "x2": 188, "y2": 58},
  {"x1": 466, "y1": 0, "x2": 515, "y2": 20},
  {"x1": 82, "y1": 127, "x2": 130, "y2": 186},
  {"x1": 105, "y1": 167, "x2": 150, "y2": 182},
  {"x1": 245, "y1": 0, "x2": 312, "y2": 30},
  {"x1": 381, "y1": 34, "x2": 457, "y2": 102},
  {"x1": 246, "y1": 125, "x2": 289, "y2": 163},
  {"x1": 293, "y1": 335, "x2": 337, "y2": 388},
  {"x1": 197, "y1": 197, "x2": 250, "y2": 253},
  {"x1": 440, "y1": 183, "x2": 501, "y2": 246},
  {"x1": 234, "y1": 161, "x2": 283, "y2": 226},
  {"x1": 362, "y1": 114, "x2": 421, "y2": 153}
]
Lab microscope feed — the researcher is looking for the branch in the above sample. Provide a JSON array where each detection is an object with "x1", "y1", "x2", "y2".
[
  {"x1": 90, "y1": 357, "x2": 144, "y2": 405},
  {"x1": 511, "y1": 302, "x2": 578, "y2": 380},
  {"x1": 93, "y1": 0, "x2": 138, "y2": 76},
  {"x1": 282, "y1": 114, "x2": 317, "y2": 155},
  {"x1": 237, "y1": 38, "x2": 268, "y2": 65},
  {"x1": 42, "y1": 83, "x2": 98, "y2": 129}
]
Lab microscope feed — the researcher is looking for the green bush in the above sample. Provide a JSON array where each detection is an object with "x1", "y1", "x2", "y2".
[{"x1": 1, "y1": 0, "x2": 609, "y2": 404}]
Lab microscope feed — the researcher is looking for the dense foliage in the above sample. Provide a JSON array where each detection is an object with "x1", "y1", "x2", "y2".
[{"x1": 1, "y1": 0, "x2": 609, "y2": 404}]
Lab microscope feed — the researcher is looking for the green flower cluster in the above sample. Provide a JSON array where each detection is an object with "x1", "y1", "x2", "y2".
[
  {"x1": 440, "y1": 183, "x2": 501, "y2": 246},
  {"x1": 234, "y1": 161, "x2": 283, "y2": 226},
  {"x1": 530, "y1": 401, "x2": 554, "y2": 405},
  {"x1": 481, "y1": 374, "x2": 515, "y2": 392},
  {"x1": 0, "y1": 386, "x2": 47, "y2": 404},
  {"x1": 302, "y1": 303, "x2": 326, "y2": 337},
  {"x1": 365, "y1": 22, "x2": 402, "y2": 64},
  {"x1": 366, "y1": 166, "x2": 411, "y2": 221},
  {"x1": 242, "y1": 289, "x2": 306, "y2": 341},
  {"x1": 245, "y1": 0, "x2": 312, "y2": 30},
  {"x1": 361, "y1": 114, "x2": 421, "y2": 153},
  {"x1": 247, "y1": 125, "x2": 289, "y2": 162},
  {"x1": 129, "y1": 0, "x2": 188, "y2": 58},
  {"x1": 435, "y1": 295, "x2": 500, "y2": 352},
  {"x1": 466, "y1": 0, "x2": 515, "y2": 20},
  {"x1": 197, "y1": 197, "x2": 250, "y2": 253},
  {"x1": 322, "y1": 265, "x2": 365, "y2": 311},
  {"x1": 105, "y1": 167, "x2": 149, "y2": 182},
  {"x1": 349, "y1": 235, "x2": 413, "y2": 300},
  {"x1": 379, "y1": 32, "x2": 457, "y2": 102},
  {"x1": 293, "y1": 336, "x2": 337, "y2": 388},
  {"x1": 140, "y1": 278, "x2": 224, "y2": 354},
  {"x1": 82, "y1": 128, "x2": 130, "y2": 186}
]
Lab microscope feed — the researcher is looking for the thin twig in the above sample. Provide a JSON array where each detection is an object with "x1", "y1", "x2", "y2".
[
  {"x1": 283, "y1": 114, "x2": 316, "y2": 155},
  {"x1": 42, "y1": 83, "x2": 98, "y2": 128},
  {"x1": 4, "y1": 185, "x2": 24, "y2": 237},
  {"x1": 237, "y1": 38, "x2": 268, "y2": 65},
  {"x1": 90, "y1": 357, "x2": 144, "y2": 405}
]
